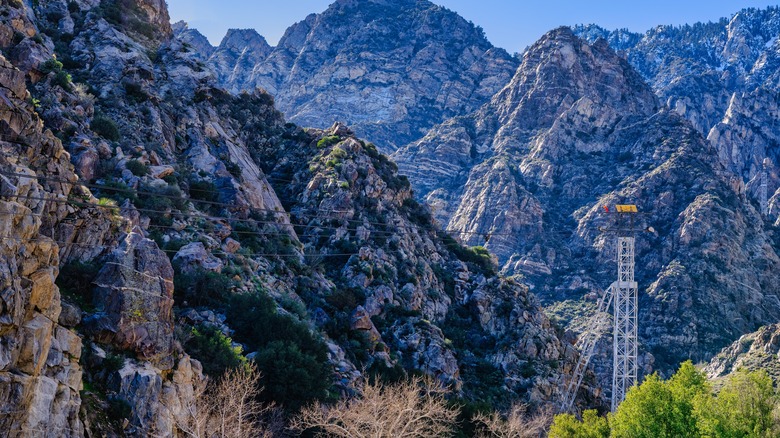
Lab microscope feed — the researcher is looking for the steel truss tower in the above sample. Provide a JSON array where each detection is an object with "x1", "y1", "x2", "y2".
[
  {"x1": 558, "y1": 204, "x2": 642, "y2": 414},
  {"x1": 611, "y1": 236, "x2": 638, "y2": 411}
]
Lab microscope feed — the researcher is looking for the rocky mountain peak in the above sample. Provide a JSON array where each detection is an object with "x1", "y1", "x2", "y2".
[
  {"x1": 219, "y1": 28, "x2": 271, "y2": 53},
  {"x1": 489, "y1": 27, "x2": 658, "y2": 144},
  {"x1": 573, "y1": 6, "x2": 780, "y2": 204},
  {"x1": 329, "y1": 0, "x2": 420, "y2": 11},
  {"x1": 172, "y1": 20, "x2": 215, "y2": 60},
  {"x1": 190, "y1": 0, "x2": 519, "y2": 151}
]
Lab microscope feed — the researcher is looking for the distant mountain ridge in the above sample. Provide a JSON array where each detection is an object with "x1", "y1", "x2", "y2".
[
  {"x1": 178, "y1": 0, "x2": 519, "y2": 152},
  {"x1": 574, "y1": 7, "x2": 780, "y2": 206}
]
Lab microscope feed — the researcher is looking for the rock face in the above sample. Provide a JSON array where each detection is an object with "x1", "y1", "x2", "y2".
[
  {"x1": 113, "y1": 357, "x2": 203, "y2": 437},
  {"x1": 171, "y1": 21, "x2": 214, "y2": 62},
  {"x1": 704, "y1": 324, "x2": 780, "y2": 384},
  {"x1": 208, "y1": 28, "x2": 272, "y2": 88},
  {"x1": 575, "y1": 7, "x2": 780, "y2": 206},
  {"x1": 0, "y1": 2, "x2": 206, "y2": 436},
  {"x1": 394, "y1": 27, "x2": 780, "y2": 375},
  {"x1": 194, "y1": 0, "x2": 519, "y2": 151},
  {"x1": 0, "y1": 53, "x2": 84, "y2": 438},
  {"x1": 85, "y1": 232, "x2": 175, "y2": 368}
]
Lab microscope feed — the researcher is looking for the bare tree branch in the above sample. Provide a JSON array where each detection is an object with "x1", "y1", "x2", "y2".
[
  {"x1": 293, "y1": 376, "x2": 459, "y2": 438},
  {"x1": 473, "y1": 403, "x2": 551, "y2": 438}
]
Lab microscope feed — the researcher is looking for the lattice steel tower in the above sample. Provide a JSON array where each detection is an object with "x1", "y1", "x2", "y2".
[
  {"x1": 611, "y1": 233, "x2": 638, "y2": 411},
  {"x1": 558, "y1": 204, "x2": 642, "y2": 414}
]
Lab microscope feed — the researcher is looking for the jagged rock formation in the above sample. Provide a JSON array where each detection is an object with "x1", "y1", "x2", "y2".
[
  {"x1": 0, "y1": 53, "x2": 86, "y2": 438},
  {"x1": 705, "y1": 324, "x2": 780, "y2": 385},
  {"x1": 0, "y1": 0, "x2": 579, "y2": 434},
  {"x1": 204, "y1": 28, "x2": 271, "y2": 88},
  {"x1": 394, "y1": 27, "x2": 780, "y2": 375},
  {"x1": 189, "y1": 0, "x2": 519, "y2": 151},
  {"x1": 5, "y1": 0, "x2": 778, "y2": 427},
  {"x1": 575, "y1": 7, "x2": 780, "y2": 210},
  {"x1": 171, "y1": 21, "x2": 214, "y2": 63}
]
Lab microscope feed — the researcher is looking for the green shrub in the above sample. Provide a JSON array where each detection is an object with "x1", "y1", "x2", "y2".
[
  {"x1": 366, "y1": 360, "x2": 406, "y2": 385},
  {"x1": 549, "y1": 410, "x2": 610, "y2": 438},
  {"x1": 617, "y1": 151, "x2": 634, "y2": 163},
  {"x1": 135, "y1": 184, "x2": 189, "y2": 226},
  {"x1": 224, "y1": 160, "x2": 242, "y2": 179},
  {"x1": 402, "y1": 198, "x2": 431, "y2": 228},
  {"x1": 123, "y1": 81, "x2": 148, "y2": 103},
  {"x1": 184, "y1": 325, "x2": 246, "y2": 377},
  {"x1": 441, "y1": 234, "x2": 496, "y2": 276},
  {"x1": 103, "y1": 353, "x2": 125, "y2": 373},
  {"x1": 325, "y1": 287, "x2": 366, "y2": 311},
  {"x1": 227, "y1": 292, "x2": 331, "y2": 410},
  {"x1": 52, "y1": 70, "x2": 72, "y2": 90},
  {"x1": 91, "y1": 115, "x2": 120, "y2": 141},
  {"x1": 95, "y1": 179, "x2": 137, "y2": 204},
  {"x1": 106, "y1": 397, "x2": 131, "y2": 425},
  {"x1": 174, "y1": 267, "x2": 234, "y2": 308},
  {"x1": 316, "y1": 135, "x2": 340, "y2": 149},
  {"x1": 189, "y1": 179, "x2": 219, "y2": 203},
  {"x1": 40, "y1": 57, "x2": 63, "y2": 74},
  {"x1": 125, "y1": 159, "x2": 149, "y2": 177}
]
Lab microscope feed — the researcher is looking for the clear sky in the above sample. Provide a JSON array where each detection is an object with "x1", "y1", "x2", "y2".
[{"x1": 167, "y1": 1, "x2": 780, "y2": 54}]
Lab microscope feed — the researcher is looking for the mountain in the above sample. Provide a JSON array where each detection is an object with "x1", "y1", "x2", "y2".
[
  {"x1": 194, "y1": 0, "x2": 520, "y2": 152},
  {"x1": 0, "y1": 0, "x2": 574, "y2": 435},
  {"x1": 394, "y1": 27, "x2": 780, "y2": 374},
  {"x1": 574, "y1": 7, "x2": 780, "y2": 206}
]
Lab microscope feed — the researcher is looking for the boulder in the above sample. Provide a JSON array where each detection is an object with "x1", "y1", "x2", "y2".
[
  {"x1": 85, "y1": 233, "x2": 175, "y2": 368},
  {"x1": 148, "y1": 165, "x2": 175, "y2": 179},
  {"x1": 173, "y1": 242, "x2": 223, "y2": 273},
  {"x1": 114, "y1": 356, "x2": 204, "y2": 437}
]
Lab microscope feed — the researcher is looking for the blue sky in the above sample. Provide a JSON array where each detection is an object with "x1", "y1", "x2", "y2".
[{"x1": 167, "y1": 1, "x2": 780, "y2": 53}]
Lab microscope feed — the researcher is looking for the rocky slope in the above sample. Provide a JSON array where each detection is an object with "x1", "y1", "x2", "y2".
[
  {"x1": 189, "y1": 0, "x2": 519, "y2": 152},
  {"x1": 575, "y1": 7, "x2": 780, "y2": 211},
  {"x1": 705, "y1": 324, "x2": 780, "y2": 386},
  {"x1": 394, "y1": 27, "x2": 780, "y2": 376},
  {"x1": 0, "y1": 0, "x2": 576, "y2": 435}
]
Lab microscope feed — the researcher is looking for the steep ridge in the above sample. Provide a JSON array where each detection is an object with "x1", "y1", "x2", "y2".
[
  {"x1": 575, "y1": 7, "x2": 780, "y2": 209},
  {"x1": 194, "y1": 0, "x2": 519, "y2": 152},
  {"x1": 0, "y1": 0, "x2": 575, "y2": 434},
  {"x1": 394, "y1": 27, "x2": 780, "y2": 373}
]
